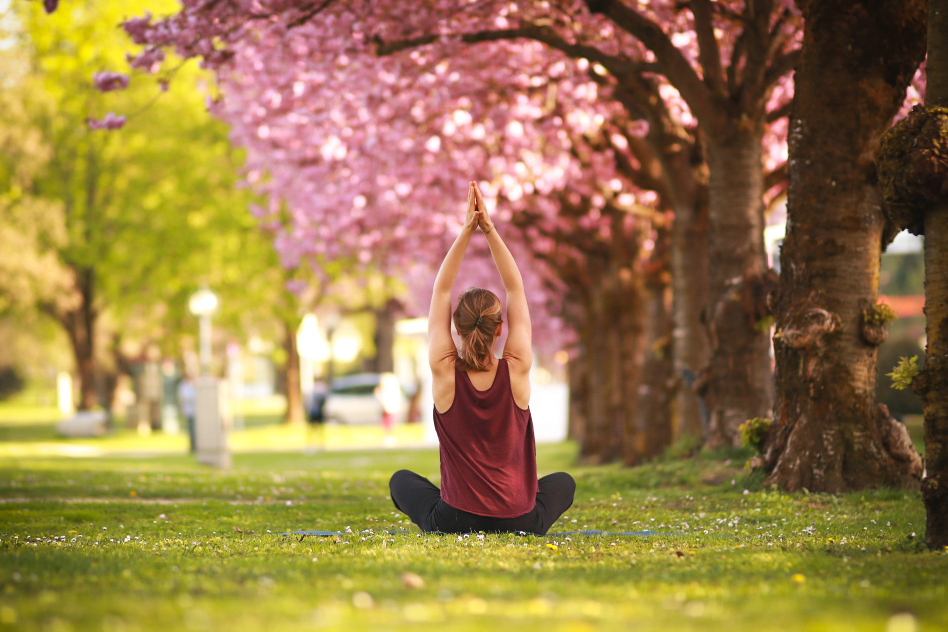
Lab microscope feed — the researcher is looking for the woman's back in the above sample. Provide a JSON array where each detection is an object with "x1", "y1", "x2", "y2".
[{"x1": 433, "y1": 358, "x2": 537, "y2": 518}]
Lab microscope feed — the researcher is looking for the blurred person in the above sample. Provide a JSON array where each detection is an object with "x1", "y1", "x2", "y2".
[
  {"x1": 377, "y1": 374, "x2": 401, "y2": 447},
  {"x1": 176, "y1": 375, "x2": 196, "y2": 453},
  {"x1": 307, "y1": 379, "x2": 329, "y2": 424},
  {"x1": 389, "y1": 182, "x2": 574, "y2": 535},
  {"x1": 305, "y1": 379, "x2": 329, "y2": 454}
]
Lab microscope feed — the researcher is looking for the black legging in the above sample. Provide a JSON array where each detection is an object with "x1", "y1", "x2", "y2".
[{"x1": 389, "y1": 470, "x2": 575, "y2": 535}]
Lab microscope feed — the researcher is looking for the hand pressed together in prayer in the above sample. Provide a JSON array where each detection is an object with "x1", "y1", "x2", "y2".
[{"x1": 465, "y1": 181, "x2": 495, "y2": 234}]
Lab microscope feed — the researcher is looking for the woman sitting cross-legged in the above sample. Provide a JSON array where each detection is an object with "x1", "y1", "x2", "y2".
[{"x1": 389, "y1": 181, "x2": 575, "y2": 535}]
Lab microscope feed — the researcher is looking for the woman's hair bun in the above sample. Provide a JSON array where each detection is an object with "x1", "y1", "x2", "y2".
[{"x1": 453, "y1": 287, "x2": 502, "y2": 371}]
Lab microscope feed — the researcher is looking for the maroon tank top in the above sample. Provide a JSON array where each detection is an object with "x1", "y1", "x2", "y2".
[{"x1": 433, "y1": 358, "x2": 538, "y2": 518}]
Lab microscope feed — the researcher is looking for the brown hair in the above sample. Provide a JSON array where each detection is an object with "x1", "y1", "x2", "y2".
[{"x1": 453, "y1": 287, "x2": 502, "y2": 372}]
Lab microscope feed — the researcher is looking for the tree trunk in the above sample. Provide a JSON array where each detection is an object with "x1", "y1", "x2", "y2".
[
  {"x1": 574, "y1": 259, "x2": 645, "y2": 464},
  {"x1": 670, "y1": 195, "x2": 711, "y2": 442},
  {"x1": 614, "y1": 261, "x2": 644, "y2": 464},
  {"x1": 919, "y1": 198, "x2": 948, "y2": 547},
  {"x1": 283, "y1": 318, "x2": 305, "y2": 426},
  {"x1": 106, "y1": 334, "x2": 133, "y2": 414},
  {"x1": 764, "y1": 0, "x2": 926, "y2": 491},
  {"x1": 633, "y1": 102, "x2": 710, "y2": 445},
  {"x1": 578, "y1": 278, "x2": 612, "y2": 462},
  {"x1": 97, "y1": 367, "x2": 119, "y2": 413},
  {"x1": 629, "y1": 224, "x2": 675, "y2": 464},
  {"x1": 566, "y1": 355, "x2": 587, "y2": 442},
  {"x1": 370, "y1": 298, "x2": 400, "y2": 373},
  {"x1": 602, "y1": 298, "x2": 625, "y2": 463},
  {"x1": 60, "y1": 268, "x2": 97, "y2": 411},
  {"x1": 919, "y1": 0, "x2": 948, "y2": 550},
  {"x1": 703, "y1": 132, "x2": 774, "y2": 447}
]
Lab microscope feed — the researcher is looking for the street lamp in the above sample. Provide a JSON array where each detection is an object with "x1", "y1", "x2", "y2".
[
  {"x1": 331, "y1": 322, "x2": 362, "y2": 364},
  {"x1": 297, "y1": 314, "x2": 329, "y2": 421},
  {"x1": 187, "y1": 287, "x2": 229, "y2": 468},
  {"x1": 188, "y1": 287, "x2": 220, "y2": 376}
]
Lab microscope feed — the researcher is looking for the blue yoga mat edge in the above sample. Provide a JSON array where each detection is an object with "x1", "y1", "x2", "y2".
[{"x1": 281, "y1": 529, "x2": 697, "y2": 537}]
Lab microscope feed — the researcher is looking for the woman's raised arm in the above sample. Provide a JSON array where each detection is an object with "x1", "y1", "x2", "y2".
[
  {"x1": 473, "y1": 184, "x2": 533, "y2": 374},
  {"x1": 428, "y1": 182, "x2": 482, "y2": 376}
]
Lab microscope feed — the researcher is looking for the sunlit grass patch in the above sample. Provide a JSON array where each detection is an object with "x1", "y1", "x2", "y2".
[{"x1": 0, "y1": 441, "x2": 945, "y2": 632}]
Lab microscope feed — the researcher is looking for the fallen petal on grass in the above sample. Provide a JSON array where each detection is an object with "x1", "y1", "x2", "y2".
[{"x1": 401, "y1": 572, "x2": 425, "y2": 589}]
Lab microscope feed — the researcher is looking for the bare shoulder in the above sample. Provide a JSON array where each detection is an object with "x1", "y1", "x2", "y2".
[
  {"x1": 431, "y1": 355, "x2": 457, "y2": 414},
  {"x1": 504, "y1": 357, "x2": 531, "y2": 410}
]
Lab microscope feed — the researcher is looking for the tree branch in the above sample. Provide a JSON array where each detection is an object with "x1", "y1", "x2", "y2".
[
  {"x1": 763, "y1": 49, "x2": 801, "y2": 90},
  {"x1": 37, "y1": 299, "x2": 66, "y2": 328},
  {"x1": 621, "y1": 133, "x2": 674, "y2": 202},
  {"x1": 287, "y1": 0, "x2": 338, "y2": 29},
  {"x1": 690, "y1": 0, "x2": 727, "y2": 96},
  {"x1": 767, "y1": 8, "x2": 793, "y2": 58},
  {"x1": 583, "y1": 0, "x2": 714, "y2": 126},
  {"x1": 766, "y1": 100, "x2": 791, "y2": 123},
  {"x1": 374, "y1": 4, "x2": 714, "y2": 127},
  {"x1": 764, "y1": 162, "x2": 788, "y2": 192},
  {"x1": 374, "y1": 25, "x2": 635, "y2": 81},
  {"x1": 727, "y1": 29, "x2": 748, "y2": 92},
  {"x1": 733, "y1": 0, "x2": 774, "y2": 111},
  {"x1": 710, "y1": 2, "x2": 749, "y2": 24}
]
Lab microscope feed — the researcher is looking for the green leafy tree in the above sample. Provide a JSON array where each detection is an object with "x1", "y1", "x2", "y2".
[{"x1": 0, "y1": 0, "x2": 265, "y2": 410}]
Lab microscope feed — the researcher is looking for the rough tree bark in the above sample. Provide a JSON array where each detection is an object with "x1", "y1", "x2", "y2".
[
  {"x1": 575, "y1": 259, "x2": 644, "y2": 463},
  {"x1": 566, "y1": 358, "x2": 587, "y2": 442},
  {"x1": 576, "y1": 280, "x2": 611, "y2": 461},
  {"x1": 282, "y1": 318, "x2": 306, "y2": 426},
  {"x1": 629, "y1": 224, "x2": 675, "y2": 464},
  {"x1": 702, "y1": 131, "x2": 776, "y2": 447},
  {"x1": 920, "y1": 0, "x2": 948, "y2": 552},
  {"x1": 670, "y1": 188, "x2": 710, "y2": 442},
  {"x1": 613, "y1": 248, "x2": 645, "y2": 465},
  {"x1": 920, "y1": 170, "x2": 948, "y2": 549},
  {"x1": 877, "y1": 0, "x2": 948, "y2": 549},
  {"x1": 764, "y1": 0, "x2": 926, "y2": 491}
]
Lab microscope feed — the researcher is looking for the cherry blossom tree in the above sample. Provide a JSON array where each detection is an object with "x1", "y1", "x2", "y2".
[
  {"x1": 352, "y1": 0, "x2": 799, "y2": 447},
  {"x1": 97, "y1": 4, "x2": 694, "y2": 460},
  {"x1": 215, "y1": 23, "x2": 674, "y2": 462},
  {"x1": 108, "y1": 0, "x2": 798, "y2": 449}
]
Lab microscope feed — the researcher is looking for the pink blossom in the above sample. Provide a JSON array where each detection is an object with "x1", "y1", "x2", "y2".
[
  {"x1": 284, "y1": 279, "x2": 308, "y2": 295},
  {"x1": 110, "y1": 0, "x2": 800, "y2": 350},
  {"x1": 126, "y1": 48, "x2": 165, "y2": 73},
  {"x1": 87, "y1": 113, "x2": 127, "y2": 131},
  {"x1": 92, "y1": 71, "x2": 129, "y2": 92},
  {"x1": 123, "y1": 13, "x2": 155, "y2": 46}
]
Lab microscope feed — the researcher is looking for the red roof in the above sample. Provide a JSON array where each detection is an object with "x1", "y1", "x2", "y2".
[{"x1": 879, "y1": 295, "x2": 925, "y2": 318}]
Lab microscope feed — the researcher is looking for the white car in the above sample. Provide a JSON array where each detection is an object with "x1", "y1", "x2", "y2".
[{"x1": 322, "y1": 373, "x2": 409, "y2": 425}]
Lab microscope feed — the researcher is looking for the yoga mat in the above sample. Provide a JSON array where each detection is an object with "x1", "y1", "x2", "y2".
[{"x1": 283, "y1": 529, "x2": 698, "y2": 537}]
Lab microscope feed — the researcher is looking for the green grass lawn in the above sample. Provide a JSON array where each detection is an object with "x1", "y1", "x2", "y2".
[
  {"x1": 0, "y1": 399, "x2": 427, "y2": 458},
  {"x1": 0, "y1": 407, "x2": 945, "y2": 631}
]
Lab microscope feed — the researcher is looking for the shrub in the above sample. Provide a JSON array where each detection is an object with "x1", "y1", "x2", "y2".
[
  {"x1": 739, "y1": 417, "x2": 773, "y2": 453},
  {"x1": 888, "y1": 356, "x2": 920, "y2": 391},
  {"x1": 0, "y1": 366, "x2": 25, "y2": 402}
]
